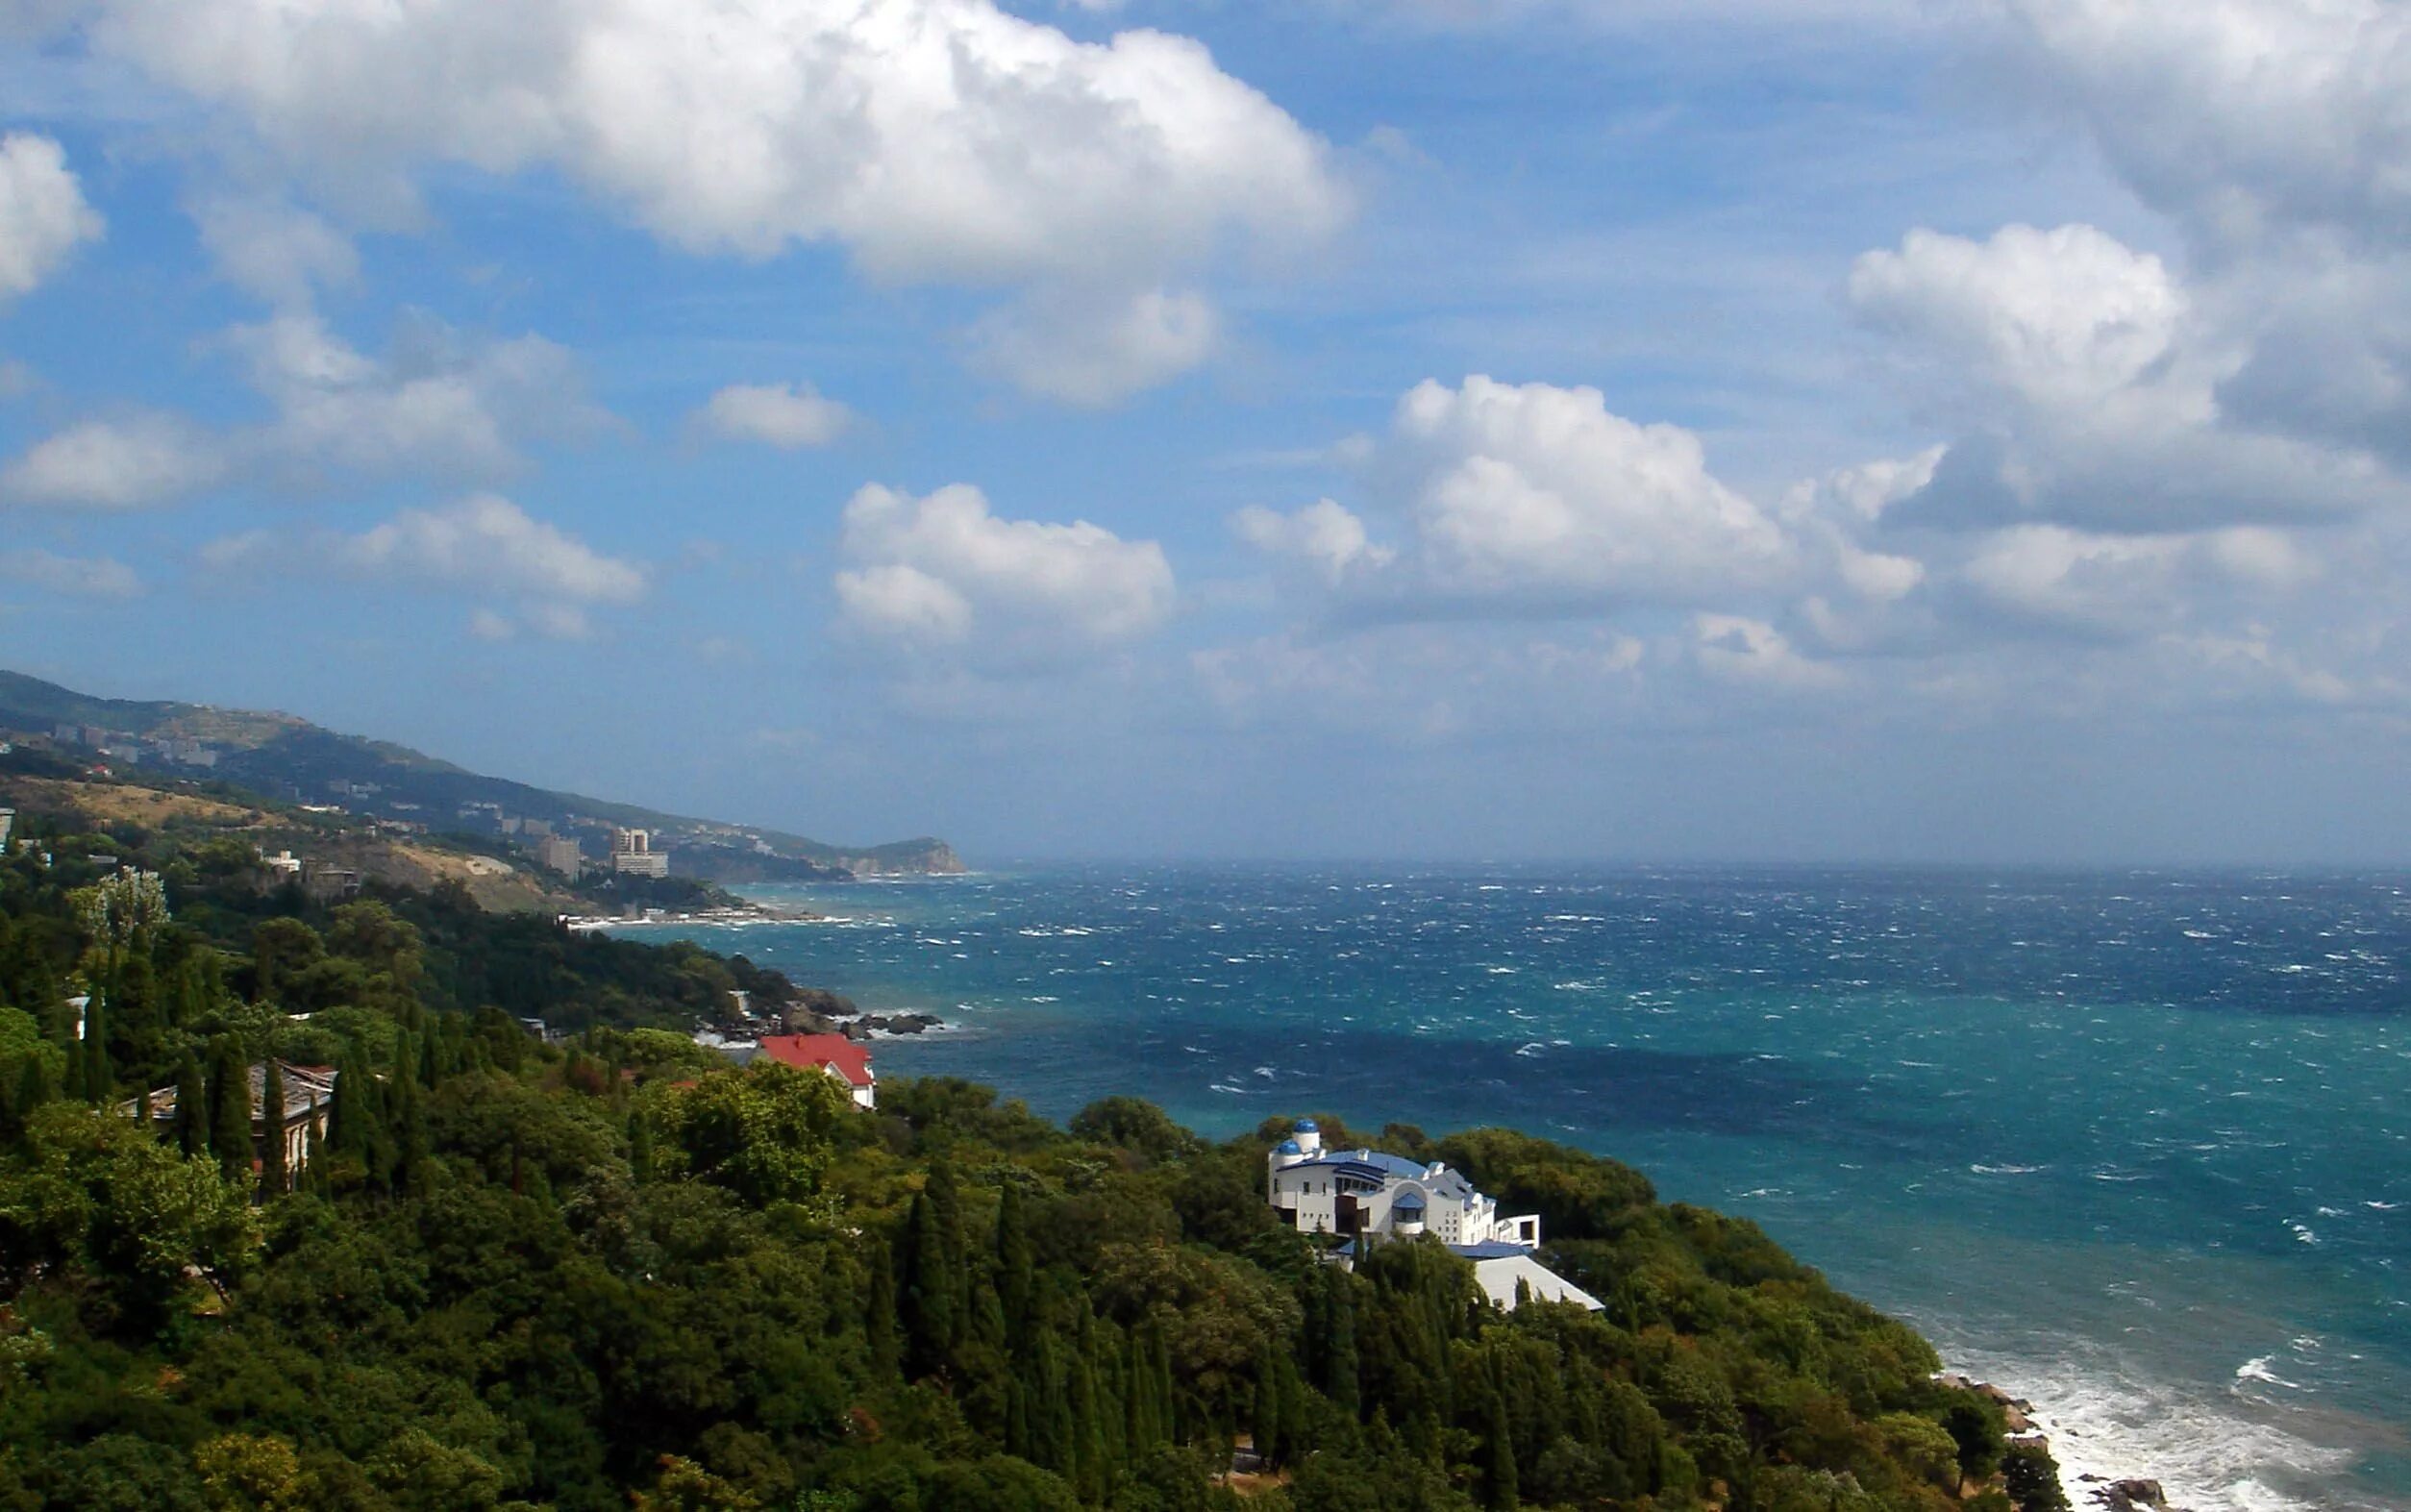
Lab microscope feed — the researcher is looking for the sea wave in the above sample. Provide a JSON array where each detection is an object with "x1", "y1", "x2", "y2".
[{"x1": 1933, "y1": 1342, "x2": 2372, "y2": 1512}]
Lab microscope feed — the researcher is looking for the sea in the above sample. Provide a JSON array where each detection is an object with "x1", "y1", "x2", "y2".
[{"x1": 626, "y1": 864, "x2": 2410, "y2": 1511}]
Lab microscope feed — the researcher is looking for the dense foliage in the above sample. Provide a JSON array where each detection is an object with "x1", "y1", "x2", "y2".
[{"x1": 0, "y1": 808, "x2": 2062, "y2": 1511}]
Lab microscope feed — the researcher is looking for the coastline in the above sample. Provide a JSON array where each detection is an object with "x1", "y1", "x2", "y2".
[
  {"x1": 627, "y1": 866, "x2": 2409, "y2": 1512},
  {"x1": 1932, "y1": 1346, "x2": 2377, "y2": 1512},
  {"x1": 562, "y1": 901, "x2": 827, "y2": 932}
]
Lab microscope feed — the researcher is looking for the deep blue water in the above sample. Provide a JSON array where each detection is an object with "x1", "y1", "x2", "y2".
[{"x1": 631, "y1": 865, "x2": 2410, "y2": 1511}]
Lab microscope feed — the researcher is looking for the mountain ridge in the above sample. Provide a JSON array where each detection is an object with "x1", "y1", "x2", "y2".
[{"x1": 0, "y1": 669, "x2": 962, "y2": 880}]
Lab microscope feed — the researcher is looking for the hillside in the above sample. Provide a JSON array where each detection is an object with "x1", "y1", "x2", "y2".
[
  {"x1": 0, "y1": 669, "x2": 962, "y2": 880},
  {"x1": 0, "y1": 807, "x2": 2058, "y2": 1511}
]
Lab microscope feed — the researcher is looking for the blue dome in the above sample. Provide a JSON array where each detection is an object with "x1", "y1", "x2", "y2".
[
  {"x1": 1277, "y1": 1139, "x2": 1302, "y2": 1154},
  {"x1": 1295, "y1": 1119, "x2": 1319, "y2": 1131}
]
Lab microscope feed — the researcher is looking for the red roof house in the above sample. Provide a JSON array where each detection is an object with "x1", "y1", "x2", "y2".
[{"x1": 757, "y1": 1033, "x2": 876, "y2": 1108}]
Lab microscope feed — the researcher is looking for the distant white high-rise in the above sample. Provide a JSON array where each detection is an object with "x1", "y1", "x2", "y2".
[{"x1": 610, "y1": 828, "x2": 669, "y2": 878}]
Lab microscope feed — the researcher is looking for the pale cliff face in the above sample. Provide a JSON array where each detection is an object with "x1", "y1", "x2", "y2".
[{"x1": 838, "y1": 841, "x2": 967, "y2": 877}]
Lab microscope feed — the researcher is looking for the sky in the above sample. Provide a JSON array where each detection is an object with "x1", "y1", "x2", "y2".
[{"x1": 3, "y1": 0, "x2": 2410, "y2": 864}]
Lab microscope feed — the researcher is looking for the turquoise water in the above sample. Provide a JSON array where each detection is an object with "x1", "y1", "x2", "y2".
[{"x1": 631, "y1": 865, "x2": 2410, "y2": 1511}]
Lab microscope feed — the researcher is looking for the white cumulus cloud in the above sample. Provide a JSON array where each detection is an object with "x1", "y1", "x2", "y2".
[
  {"x1": 1849, "y1": 224, "x2": 2195, "y2": 420},
  {"x1": 0, "y1": 413, "x2": 223, "y2": 509},
  {"x1": 189, "y1": 192, "x2": 360, "y2": 304},
  {"x1": 697, "y1": 383, "x2": 853, "y2": 449},
  {"x1": 3, "y1": 310, "x2": 604, "y2": 508},
  {"x1": 336, "y1": 493, "x2": 646, "y2": 607},
  {"x1": 0, "y1": 134, "x2": 102, "y2": 300},
  {"x1": 1383, "y1": 375, "x2": 1792, "y2": 605},
  {"x1": 970, "y1": 287, "x2": 1222, "y2": 408},
  {"x1": 1985, "y1": 0, "x2": 2411, "y2": 248},
  {"x1": 834, "y1": 482, "x2": 1175, "y2": 654},
  {"x1": 1848, "y1": 224, "x2": 2408, "y2": 533},
  {"x1": 1232, "y1": 498, "x2": 1394, "y2": 583},
  {"x1": 59, "y1": 0, "x2": 1350, "y2": 399},
  {"x1": 207, "y1": 493, "x2": 646, "y2": 639}
]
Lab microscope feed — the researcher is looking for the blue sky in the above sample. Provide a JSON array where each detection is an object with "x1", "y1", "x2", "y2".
[{"x1": 5, "y1": 0, "x2": 2410, "y2": 863}]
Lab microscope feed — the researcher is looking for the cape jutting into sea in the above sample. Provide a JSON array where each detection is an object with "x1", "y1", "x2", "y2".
[{"x1": 629, "y1": 863, "x2": 2411, "y2": 1512}]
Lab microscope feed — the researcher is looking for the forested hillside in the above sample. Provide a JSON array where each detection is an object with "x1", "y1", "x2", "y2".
[{"x1": 0, "y1": 806, "x2": 2065, "y2": 1511}]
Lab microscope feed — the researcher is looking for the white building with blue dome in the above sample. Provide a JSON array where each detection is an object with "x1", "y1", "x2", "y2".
[{"x1": 1266, "y1": 1119, "x2": 1542, "y2": 1249}]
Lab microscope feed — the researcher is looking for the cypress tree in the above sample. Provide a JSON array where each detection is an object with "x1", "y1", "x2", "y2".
[
  {"x1": 865, "y1": 1246, "x2": 900, "y2": 1379},
  {"x1": 900, "y1": 1192, "x2": 956, "y2": 1378},
  {"x1": 1129, "y1": 1317, "x2": 1176, "y2": 1452},
  {"x1": 1030, "y1": 1327, "x2": 1072, "y2": 1475},
  {"x1": 418, "y1": 1030, "x2": 439, "y2": 1090},
  {"x1": 12, "y1": 1054, "x2": 53, "y2": 1129},
  {"x1": 80, "y1": 998, "x2": 112, "y2": 1103},
  {"x1": 260, "y1": 1059, "x2": 288, "y2": 1192},
  {"x1": 393, "y1": 1065, "x2": 430, "y2": 1197},
  {"x1": 1123, "y1": 1324, "x2": 1156, "y2": 1456},
  {"x1": 1326, "y1": 1269, "x2": 1362, "y2": 1419},
  {"x1": 1069, "y1": 1310, "x2": 1108, "y2": 1503},
  {"x1": 207, "y1": 1038, "x2": 253, "y2": 1183},
  {"x1": 327, "y1": 1053, "x2": 362, "y2": 1156},
  {"x1": 1005, "y1": 1378, "x2": 1032, "y2": 1461},
  {"x1": 299, "y1": 1095, "x2": 326, "y2": 1195},
  {"x1": 926, "y1": 1160, "x2": 968, "y2": 1346},
  {"x1": 996, "y1": 1181, "x2": 1035, "y2": 1351},
  {"x1": 1252, "y1": 1335, "x2": 1283, "y2": 1467},
  {"x1": 1481, "y1": 1353, "x2": 1519, "y2": 1509},
  {"x1": 173, "y1": 1053, "x2": 207, "y2": 1157}
]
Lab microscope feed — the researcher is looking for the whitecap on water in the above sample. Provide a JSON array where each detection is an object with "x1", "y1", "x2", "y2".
[{"x1": 1932, "y1": 1342, "x2": 2360, "y2": 1512}]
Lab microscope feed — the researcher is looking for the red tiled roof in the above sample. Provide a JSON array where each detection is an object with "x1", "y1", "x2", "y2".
[{"x1": 756, "y1": 1033, "x2": 873, "y2": 1088}]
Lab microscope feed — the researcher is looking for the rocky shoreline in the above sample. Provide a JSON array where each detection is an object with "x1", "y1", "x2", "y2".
[
  {"x1": 783, "y1": 987, "x2": 944, "y2": 1043},
  {"x1": 1939, "y1": 1375, "x2": 2197, "y2": 1512}
]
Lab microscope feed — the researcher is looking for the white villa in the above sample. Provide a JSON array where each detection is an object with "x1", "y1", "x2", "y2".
[
  {"x1": 1267, "y1": 1120, "x2": 1602, "y2": 1313},
  {"x1": 1267, "y1": 1120, "x2": 1542, "y2": 1248}
]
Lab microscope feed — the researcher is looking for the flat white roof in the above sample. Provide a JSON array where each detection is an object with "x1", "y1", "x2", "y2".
[{"x1": 1471, "y1": 1254, "x2": 1603, "y2": 1312}]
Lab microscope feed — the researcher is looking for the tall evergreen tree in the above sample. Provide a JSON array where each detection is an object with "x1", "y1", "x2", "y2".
[
  {"x1": 327, "y1": 1053, "x2": 362, "y2": 1156},
  {"x1": 1481, "y1": 1357, "x2": 1519, "y2": 1509},
  {"x1": 995, "y1": 1180, "x2": 1035, "y2": 1350},
  {"x1": 392, "y1": 1060, "x2": 430, "y2": 1197},
  {"x1": 12, "y1": 1054, "x2": 52, "y2": 1131},
  {"x1": 865, "y1": 1246, "x2": 900, "y2": 1378},
  {"x1": 1029, "y1": 1328, "x2": 1072, "y2": 1475},
  {"x1": 1252, "y1": 1335, "x2": 1284, "y2": 1468},
  {"x1": 925, "y1": 1159, "x2": 969, "y2": 1347},
  {"x1": 900, "y1": 1192, "x2": 956, "y2": 1379},
  {"x1": 172, "y1": 1053, "x2": 207, "y2": 1158},
  {"x1": 260, "y1": 1058, "x2": 288, "y2": 1192},
  {"x1": 1070, "y1": 1308, "x2": 1108, "y2": 1502},
  {"x1": 1325, "y1": 1268, "x2": 1362, "y2": 1419},
  {"x1": 206, "y1": 1037, "x2": 252, "y2": 1183},
  {"x1": 79, "y1": 998, "x2": 111, "y2": 1103}
]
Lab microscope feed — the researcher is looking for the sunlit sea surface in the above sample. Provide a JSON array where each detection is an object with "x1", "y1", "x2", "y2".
[{"x1": 629, "y1": 865, "x2": 2410, "y2": 1511}]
